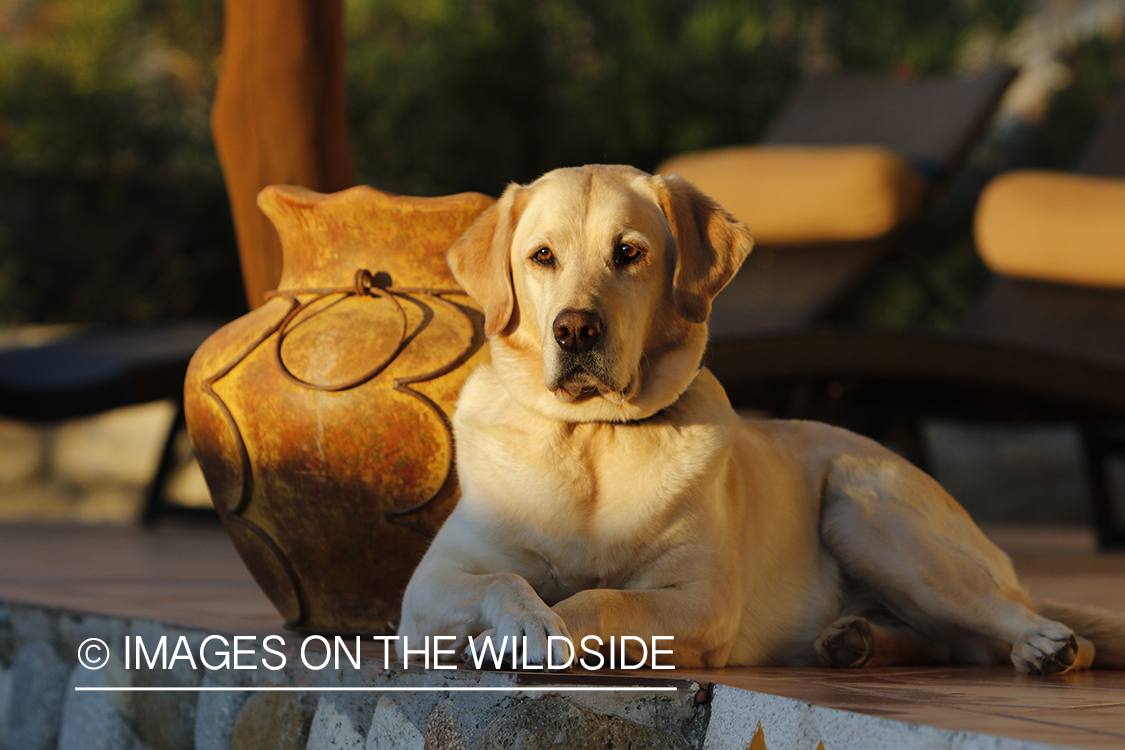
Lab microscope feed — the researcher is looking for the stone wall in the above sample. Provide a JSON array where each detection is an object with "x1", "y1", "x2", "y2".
[
  {"x1": 0, "y1": 602, "x2": 710, "y2": 750},
  {"x1": 0, "y1": 325, "x2": 212, "y2": 523},
  {"x1": 0, "y1": 601, "x2": 1075, "y2": 750},
  {"x1": 0, "y1": 405, "x2": 211, "y2": 523}
]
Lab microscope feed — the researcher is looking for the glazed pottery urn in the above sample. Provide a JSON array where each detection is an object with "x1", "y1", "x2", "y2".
[{"x1": 184, "y1": 184, "x2": 494, "y2": 634}]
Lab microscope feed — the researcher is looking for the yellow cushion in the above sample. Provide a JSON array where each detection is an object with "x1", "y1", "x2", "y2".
[
  {"x1": 656, "y1": 145, "x2": 926, "y2": 245},
  {"x1": 975, "y1": 171, "x2": 1125, "y2": 288}
]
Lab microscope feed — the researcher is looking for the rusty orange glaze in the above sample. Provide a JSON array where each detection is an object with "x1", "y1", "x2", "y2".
[{"x1": 184, "y1": 184, "x2": 494, "y2": 633}]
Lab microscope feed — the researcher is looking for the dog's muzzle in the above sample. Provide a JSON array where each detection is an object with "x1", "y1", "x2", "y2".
[
  {"x1": 553, "y1": 309, "x2": 602, "y2": 353},
  {"x1": 547, "y1": 309, "x2": 629, "y2": 404}
]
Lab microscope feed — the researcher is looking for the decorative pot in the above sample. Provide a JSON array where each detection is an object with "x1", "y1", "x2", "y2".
[{"x1": 184, "y1": 184, "x2": 494, "y2": 634}]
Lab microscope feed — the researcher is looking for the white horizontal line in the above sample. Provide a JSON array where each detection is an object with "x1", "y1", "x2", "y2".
[{"x1": 76, "y1": 686, "x2": 679, "y2": 692}]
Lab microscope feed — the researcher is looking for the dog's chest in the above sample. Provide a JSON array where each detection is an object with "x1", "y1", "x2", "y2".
[
  {"x1": 458, "y1": 408, "x2": 730, "y2": 581},
  {"x1": 452, "y1": 365, "x2": 738, "y2": 589}
]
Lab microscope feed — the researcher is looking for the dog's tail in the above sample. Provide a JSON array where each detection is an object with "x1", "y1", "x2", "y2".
[{"x1": 1037, "y1": 601, "x2": 1125, "y2": 669}]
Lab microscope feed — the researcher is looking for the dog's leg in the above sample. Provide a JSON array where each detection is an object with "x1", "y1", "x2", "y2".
[
  {"x1": 400, "y1": 567, "x2": 573, "y2": 667},
  {"x1": 552, "y1": 586, "x2": 739, "y2": 668},
  {"x1": 399, "y1": 516, "x2": 574, "y2": 667},
  {"x1": 1011, "y1": 629, "x2": 1096, "y2": 674},
  {"x1": 815, "y1": 616, "x2": 952, "y2": 668},
  {"x1": 820, "y1": 453, "x2": 1089, "y2": 674},
  {"x1": 1037, "y1": 601, "x2": 1125, "y2": 669}
]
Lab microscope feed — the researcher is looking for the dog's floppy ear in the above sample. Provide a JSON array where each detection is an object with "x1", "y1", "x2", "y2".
[
  {"x1": 651, "y1": 174, "x2": 754, "y2": 324},
  {"x1": 447, "y1": 183, "x2": 525, "y2": 337}
]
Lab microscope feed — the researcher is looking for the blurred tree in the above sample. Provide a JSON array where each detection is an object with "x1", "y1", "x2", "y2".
[
  {"x1": 344, "y1": 0, "x2": 1029, "y2": 198},
  {"x1": 4, "y1": 0, "x2": 1114, "y2": 328},
  {"x1": 810, "y1": 0, "x2": 1025, "y2": 75},
  {"x1": 1021, "y1": 30, "x2": 1125, "y2": 171},
  {"x1": 345, "y1": 0, "x2": 796, "y2": 196},
  {"x1": 0, "y1": 0, "x2": 243, "y2": 324}
]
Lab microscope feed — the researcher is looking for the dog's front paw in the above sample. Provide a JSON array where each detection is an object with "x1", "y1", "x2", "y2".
[
  {"x1": 1012, "y1": 623, "x2": 1079, "y2": 675},
  {"x1": 499, "y1": 608, "x2": 573, "y2": 668},
  {"x1": 815, "y1": 617, "x2": 874, "y2": 668},
  {"x1": 464, "y1": 610, "x2": 573, "y2": 670}
]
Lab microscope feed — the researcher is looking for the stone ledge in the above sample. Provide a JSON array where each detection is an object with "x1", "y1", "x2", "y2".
[
  {"x1": 0, "y1": 602, "x2": 707, "y2": 750},
  {"x1": 0, "y1": 601, "x2": 1089, "y2": 750}
]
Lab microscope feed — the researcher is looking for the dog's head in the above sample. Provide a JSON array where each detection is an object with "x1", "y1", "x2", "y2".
[{"x1": 448, "y1": 164, "x2": 752, "y2": 422}]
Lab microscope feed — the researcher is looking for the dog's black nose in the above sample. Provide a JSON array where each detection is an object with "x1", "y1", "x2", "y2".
[{"x1": 553, "y1": 310, "x2": 602, "y2": 353}]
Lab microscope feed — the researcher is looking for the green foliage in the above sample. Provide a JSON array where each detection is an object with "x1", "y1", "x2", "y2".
[
  {"x1": 0, "y1": 0, "x2": 243, "y2": 324},
  {"x1": 1022, "y1": 31, "x2": 1125, "y2": 171},
  {"x1": 344, "y1": 0, "x2": 1029, "y2": 198},
  {"x1": 814, "y1": 0, "x2": 1025, "y2": 75},
  {"x1": 3, "y1": 0, "x2": 1118, "y2": 328},
  {"x1": 0, "y1": 0, "x2": 221, "y2": 177},
  {"x1": 345, "y1": 0, "x2": 798, "y2": 197}
]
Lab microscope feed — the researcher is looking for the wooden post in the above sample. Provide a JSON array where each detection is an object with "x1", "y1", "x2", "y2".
[{"x1": 211, "y1": 0, "x2": 355, "y2": 309}]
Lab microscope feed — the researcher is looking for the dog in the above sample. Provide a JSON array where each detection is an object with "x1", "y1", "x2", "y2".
[{"x1": 399, "y1": 164, "x2": 1125, "y2": 672}]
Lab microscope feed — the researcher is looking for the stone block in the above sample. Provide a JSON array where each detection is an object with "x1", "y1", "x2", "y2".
[
  {"x1": 0, "y1": 663, "x2": 12, "y2": 745},
  {"x1": 0, "y1": 419, "x2": 43, "y2": 484},
  {"x1": 230, "y1": 692, "x2": 315, "y2": 750},
  {"x1": 104, "y1": 636, "x2": 135, "y2": 725},
  {"x1": 5, "y1": 640, "x2": 69, "y2": 750},
  {"x1": 8, "y1": 604, "x2": 58, "y2": 655},
  {"x1": 568, "y1": 683, "x2": 708, "y2": 746},
  {"x1": 193, "y1": 675, "x2": 250, "y2": 750},
  {"x1": 0, "y1": 480, "x2": 80, "y2": 523},
  {"x1": 57, "y1": 611, "x2": 128, "y2": 670},
  {"x1": 423, "y1": 701, "x2": 468, "y2": 750},
  {"x1": 476, "y1": 696, "x2": 692, "y2": 750},
  {"x1": 129, "y1": 680, "x2": 198, "y2": 749},
  {"x1": 57, "y1": 664, "x2": 136, "y2": 750},
  {"x1": 52, "y1": 401, "x2": 176, "y2": 487},
  {"x1": 365, "y1": 695, "x2": 423, "y2": 750},
  {"x1": 72, "y1": 485, "x2": 146, "y2": 523},
  {"x1": 307, "y1": 694, "x2": 372, "y2": 750},
  {"x1": 120, "y1": 621, "x2": 204, "y2": 750}
]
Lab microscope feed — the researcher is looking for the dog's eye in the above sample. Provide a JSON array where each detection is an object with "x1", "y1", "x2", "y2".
[
  {"x1": 615, "y1": 243, "x2": 643, "y2": 266},
  {"x1": 532, "y1": 247, "x2": 555, "y2": 266}
]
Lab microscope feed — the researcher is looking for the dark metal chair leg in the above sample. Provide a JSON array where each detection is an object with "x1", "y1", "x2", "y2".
[
  {"x1": 1081, "y1": 422, "x2": 1125, "y2": 549},
  {"x1": 141, "y1": 401, "x2": 217, "y2": 524}
]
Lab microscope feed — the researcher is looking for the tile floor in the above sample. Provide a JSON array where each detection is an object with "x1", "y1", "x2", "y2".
[{"x1": 0, "y1": 522, "x2": 1122, "y2": 749}]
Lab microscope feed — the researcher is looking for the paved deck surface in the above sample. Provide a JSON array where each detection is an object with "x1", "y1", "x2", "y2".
[{"x1": 1, "y1": 522, "x2": 1123, "y2": 749}]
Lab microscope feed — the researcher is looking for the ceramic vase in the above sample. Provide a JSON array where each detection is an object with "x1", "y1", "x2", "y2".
[{"x1": 184, "y1": 184, "x2": 493, "y2": 633}]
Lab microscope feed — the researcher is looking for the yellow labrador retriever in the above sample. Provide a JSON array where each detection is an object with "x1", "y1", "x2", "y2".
[{"x1": 399, "y1": 164, "x2": 1124, "y2": 672}]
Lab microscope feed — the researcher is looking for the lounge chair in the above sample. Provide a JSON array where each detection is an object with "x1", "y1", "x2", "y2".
[
  {"x1": 657, "y1": 66, "x2": 1016, "y2": 336},
  {"x1": 707, "y1": 90, "x2": 1125, "y2": 547},
  {"x1": 0, "y1": 322, "x2": 223, "y2": 521}
]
